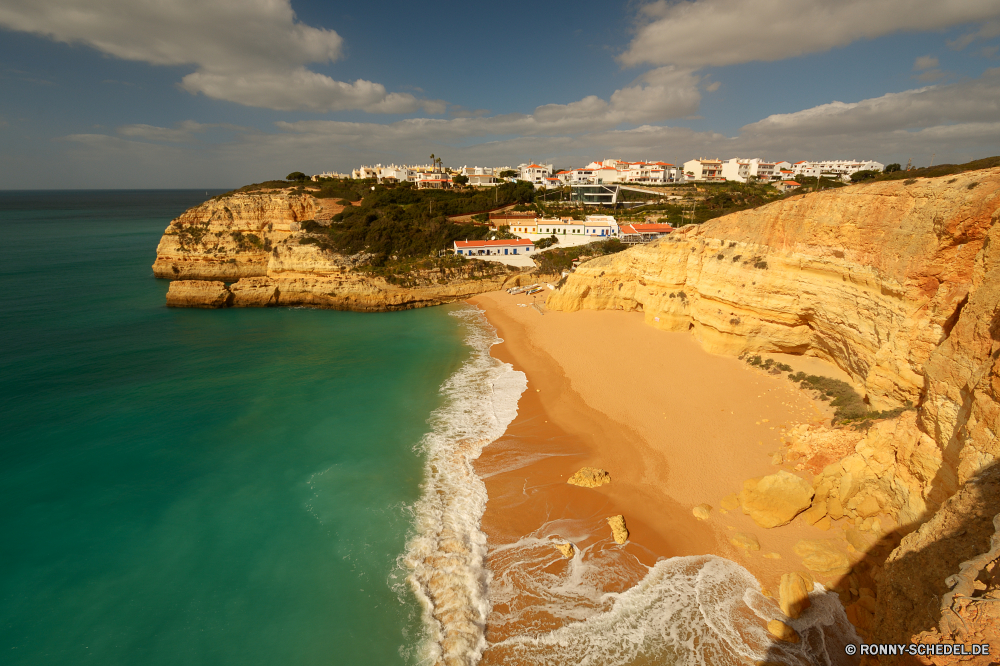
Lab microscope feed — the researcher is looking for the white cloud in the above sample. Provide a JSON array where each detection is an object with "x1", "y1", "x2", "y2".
[
  {"x1": 116, "y1": 120, "x2": 248, "y2": 142},
  {"x1": 0, "y1": 0, "x2": 438, "y2": 113},
  {"x1": 621, "y1": 0, "x2": 1000, "y2": 67},
  {"x1": 741, "y1": 70, "x2": 1000, "y2": 138},
  {"x1": 948, "y1": 19, "x2": 1000, "y2": 50},
  {"x1": 914, "y1": 55, "x2": 939, "y2": 71}
]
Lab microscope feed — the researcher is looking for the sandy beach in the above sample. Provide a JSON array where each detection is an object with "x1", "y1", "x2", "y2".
[{"x1": 468, "y1": 290, "x2": 862, "y2": 659}]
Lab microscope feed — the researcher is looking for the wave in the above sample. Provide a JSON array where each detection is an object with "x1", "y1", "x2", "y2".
[
  {"x1": 400, "y1": 307, "x2": 527, "y2": 666},
  {"x1": 489, "y1": 554, "x2": 860, "y2": 666}
]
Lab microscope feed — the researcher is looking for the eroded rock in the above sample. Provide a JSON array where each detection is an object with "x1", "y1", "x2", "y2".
[
  {"x1": 739, "y1": 471, "x2": 815, "y2": 528},
  {"x1": 607, "y1": 515, "x2": 629, "y2": 544},
  {"x1": 568, "y1": 467, "x2": 611, "y2": 488}
]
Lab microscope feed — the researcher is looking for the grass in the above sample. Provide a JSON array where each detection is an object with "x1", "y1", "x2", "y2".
[{"x1": 870, "y1": 155, "x2": 1000, "y2": 183}]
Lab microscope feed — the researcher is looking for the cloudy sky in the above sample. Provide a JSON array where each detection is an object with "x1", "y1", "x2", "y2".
[{"x1": 1, "y1": 0, "x2": 999, "y2": 188}]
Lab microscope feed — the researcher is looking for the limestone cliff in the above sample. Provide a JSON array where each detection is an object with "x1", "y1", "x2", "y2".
[
  {"x1": 549, "y1": 169, "x2": 1000, "y2": 524},
  {"x1": 155, "y1": 190, "x2": 543, "y2": 311},
  {"x1": 548, "y1": 168, "x2": 1000, "y2": 648}
]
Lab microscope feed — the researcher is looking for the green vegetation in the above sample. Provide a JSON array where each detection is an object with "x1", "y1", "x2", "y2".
[
  {"x1": 850, "y1": 169, "x2": 881, "y2": 182},
  {"x1": 744, "y1": 355, "x2": 793, "y2": 373},
  {"x1": 297, "y1": 180, "x2": 536, "y2": 268},
  {"x1": 286, "y1": 171, "x2": 309, "y2": 182},
  {"x1": 452, "y1": 174, "x2": 469, "y2": 186},
  {"x1": 784, "y1": 371, "x2": 915, "y2": 426},
  {"x1": 868, "y1": 155, "x2": 1000, "y2": 183},
  {"x1": 532, "y1": 238, "x2": 627, "y2": 274},
  {"x1": 533, "y1": 235, "x2": 558, "y2": 249}
]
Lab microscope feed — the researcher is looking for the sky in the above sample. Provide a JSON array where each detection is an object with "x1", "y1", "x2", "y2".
[{"x1": 1, "y1": 0, "x2": 999, "y2": 188}]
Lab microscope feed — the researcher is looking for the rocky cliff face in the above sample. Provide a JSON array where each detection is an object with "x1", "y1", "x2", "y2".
[
  {"x1": 548, "y1": 169, "x2": 1000, "y2": 649},
  {"x1": 154, "y1": 190, "x2": 541, "y2": 311}
]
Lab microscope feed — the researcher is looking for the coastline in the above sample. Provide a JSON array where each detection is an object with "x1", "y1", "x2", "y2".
[{"x1": 468, "y1": 290, "x2": 860, "y2": 661}]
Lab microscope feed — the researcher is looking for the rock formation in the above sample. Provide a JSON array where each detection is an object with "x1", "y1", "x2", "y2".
[
  {"x1": 607, "y1": 515, "x2": 629, "y2": 544},
  {"x1": 548, "y1": 167, "x2": 1000, "y2": 647},
  {"x1": 766, "y1": 619, "x2": 800, "y2": 643},
  {"x1": 692, "y1": 503, "x2": 712, "y2": 520},
  {"x1": 567, "y1": 467, "x2": 611, "y2": 488},
  {"x1": 154, "y1": 190, "x2": 549, "y2": 311},
  {"x1": 739, "y1": 470, "x2": 815, "y2": 528},
  {"x1": 779, "y1": 571, "x2": 815, "y2": 619},
  {"x1": 555, "y1": 543, "x2": 575, "y2": 559}
]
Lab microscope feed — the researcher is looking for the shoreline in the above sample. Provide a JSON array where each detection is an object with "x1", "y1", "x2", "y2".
[{"x1": 468, "y1": 290, "x2": 860, "y2": 659}]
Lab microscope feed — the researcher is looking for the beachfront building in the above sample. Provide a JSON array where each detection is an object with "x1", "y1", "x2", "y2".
[
  {"x1": 454, "y1": 239, "x2": 534, "y2": 256},
  {"x1": 467, "y1": 174, "x2": 498, "y2": 187},
  {"x1": 584, "y1": 215, "x2": 619, "y2": 237},
  {"x1": 489, "y1": 211, "x2": 537, "y2": 230},
  {"x1": 683, "y1": 158, "x2": 725, "y2": 182},
  {"x1": 791, "y1": 159, "x2": 885, "y2": 180},
  {"x1": 619, "y1": 223, "x2": 673, "y2": 244},
  {"x1": 519, "y1": 164, "x2": 553, "y2": 186},
  {"x1": 461, "y1": 166, "x2": 494, "y2": 176},
  {"x1": 536, "y1": 218, "x2": 585, "y2": 236},
  {"x1": 774, "y1": 181, "x2": 802, "y2": 193},
  {"x1": 352, "y1": 166, "x2": 379, "y2": 180},
  {"x1": 719, "y1": 158, "x2": 791, "y2": 183},
  {"x1": 417, "y1": 171, "x2": 451, "y2": 189}
]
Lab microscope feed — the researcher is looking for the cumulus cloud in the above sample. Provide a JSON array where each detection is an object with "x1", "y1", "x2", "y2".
[
  {"x1": 0, "y1": 0, "x2": 437, "y2": 113},
  {"x1": 621, "y1": 0, "x2": 1000, "y2": 67},
  {"x1": 913, "y1": 56, "x2": 939, "y2": 71}
]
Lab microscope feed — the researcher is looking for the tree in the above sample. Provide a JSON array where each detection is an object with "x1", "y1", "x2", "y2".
[
  {"x1": 286, "y1": 171, "x2": 308, "y2": 181},
  {"x1": 452, "y1": 174, "x2": 469, "y2": 186},
  {"x1": 884, "y1": 163, "x2": 902, "y2": 173},
  {"x1": 499, "y1": 169, "x2": 517, "y2": 179},
  {"x1": 429, "y1": 153, "x2": 435, "y2": 169},
  {"x1": 850, "y1": 169, "x2": 880, "y2": 182}
]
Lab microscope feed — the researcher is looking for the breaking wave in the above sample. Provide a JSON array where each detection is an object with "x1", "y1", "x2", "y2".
[{"x1": 400, "y1": 307, "x2": 526, "y2": 666}]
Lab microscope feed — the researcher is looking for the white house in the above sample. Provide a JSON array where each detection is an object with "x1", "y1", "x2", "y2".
[
  {"x1": 791, "y1": 160, "x2": 885, "y2": 179},
  {"x1": 584, "y1": 214, "x2": 619, "y2": 237},
  {"x1": 519, "y1": 163, "x2": 553, "y2": 185},
  {"x1": 721, "y1": 158, "x2": 791, "y2": 183},
  {"x1": 535, "y1": 218, "x2": 585, "y2": 236},
  {"x1": 683, "y1": 158, "x2": 725, "y2": 182},
  {"x1": 461, "y1": 166, "x2": 494, "y2": 176},
  {"x1": 467, "y1": 174, "x2": 497, "y2": 187},
  {"x1": 454, "y1": 239, "x2": 534, "y2": 256}
]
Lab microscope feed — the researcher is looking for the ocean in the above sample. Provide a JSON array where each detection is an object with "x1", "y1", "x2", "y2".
[{"x1": 0, "y1": 190, "x2": 524, "y2": 666}]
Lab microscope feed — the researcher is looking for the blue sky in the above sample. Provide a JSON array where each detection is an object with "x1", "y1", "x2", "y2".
[{"x1": 1, "y1": 0, "x2": 999, "y2": 188}]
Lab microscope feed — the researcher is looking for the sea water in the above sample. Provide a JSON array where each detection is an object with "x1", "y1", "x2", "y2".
[
  {"x1": 0, "y1": 191, "x2": 858, "y2": 666},
  {"x1": 0, "y1": 190, "x2": 515, "y2": 666}
]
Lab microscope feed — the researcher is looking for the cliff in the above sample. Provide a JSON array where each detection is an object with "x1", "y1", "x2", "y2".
[
  {"x1": 547, "y1": 168, "x2": 1000, "y2": 650},
  {"x1": 154, "y1": 190, "x2": 542, "y2": 311}
]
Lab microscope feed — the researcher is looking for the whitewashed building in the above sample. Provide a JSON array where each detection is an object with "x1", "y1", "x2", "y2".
[
  {"x1": 519, "y1": 163, "x2": 553, "y2": 185},
  {"x1": 584, "y1": 215, "x2": 619, "y2": 237},
  {"x1": 683, "y1": 158, "x2": 725, "y2": 182},
  {"x1": 791, "y1": 160, "x2": 885, "y2": 179},
  {"x1": 535, "y1": 218, "x2": 585, "y2": 236},
  {"x1": 455, "y1": 239, "x2": 534, "y2": 256}
]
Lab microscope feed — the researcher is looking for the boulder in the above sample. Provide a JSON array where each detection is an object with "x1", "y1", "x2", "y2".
[
  {"x1": 827, "y1": 495, "x2": 845, "y2": 520},
  {"x1": 165, "y1": 280, "x2": 232, "y2": 308},
  {"x1": 800, "y1": 500, "x2": 828, "y2": 525},
  {"x1": 555, "y1": 543, "x2": 574, "y2": 559},
  {"x1": 568, "y1": 467, "x2": 611, "y2": 488},
  {"x1": 766, "y1": 620, "x2": 800, "y2": 643},
  {"x1": 854, "y1": 494, "x2": 882, "y2": 518},
  {"x1": 730, "y1": 532, "x2": 761, "y2": 551},
  {"x1": 739, "y1": 471, "x2": 815, "y2": 528},
  {"x1": 230, "y1": 277, "x2": 279, "y2": 306},
  {"x1": 779, "y1": 572, "x2": 815, "y2": 619},
  {"x1": 721, "y1": 493, "x2": 740, "y2": 511},
  {"x1": 692, "y1": 504, "x2": 712, "y2": 520},
  {"x1": 607, "y1": 515, "x2": 629, "y2": 544},
  {"x1": 794, "y1": 539, "x2": 851, "y2": 575}
]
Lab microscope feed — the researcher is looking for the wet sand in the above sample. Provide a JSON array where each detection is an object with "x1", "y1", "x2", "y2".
[{"x1": 469, "y1": 291, "x2": 854, "y2": 652}]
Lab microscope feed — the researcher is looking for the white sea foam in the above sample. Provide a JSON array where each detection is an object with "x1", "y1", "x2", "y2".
[
  {"x1": 400, "y1": 307, "x2": 526, "y2": 666},
  {"x1": 492, "y1": 554, "x2": 861, "y2": 666}
]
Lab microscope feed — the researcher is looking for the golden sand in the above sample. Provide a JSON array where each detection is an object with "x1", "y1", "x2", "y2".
[{"x1": 469, "y1": 291, "x2": 853, "y2": 654}]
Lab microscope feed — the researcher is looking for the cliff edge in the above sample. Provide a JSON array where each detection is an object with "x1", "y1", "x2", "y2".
[
  {"x1": 153, "y1": 190, "x2": 542, "y2": 311},
  {"x1": 547, "y1": 168, "x2": 1000, "y2": 650}
]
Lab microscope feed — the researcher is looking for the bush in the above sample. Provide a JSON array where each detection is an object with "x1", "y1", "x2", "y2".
[{"x1": 286, "y1": 171, "x2": 308, "y2": 181}]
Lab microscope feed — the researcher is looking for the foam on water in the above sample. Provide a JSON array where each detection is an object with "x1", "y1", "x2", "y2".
[
  {"x1": 491, "y1": 554, "x2": 861, "y2": 666},
  {"x1": 400, "y1": 308, "x2": 527, "y2": 666}
]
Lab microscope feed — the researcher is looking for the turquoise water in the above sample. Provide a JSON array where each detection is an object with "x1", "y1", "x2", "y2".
[{"x1": 0, "y1": 191, "x2": 474, "y2": 665}]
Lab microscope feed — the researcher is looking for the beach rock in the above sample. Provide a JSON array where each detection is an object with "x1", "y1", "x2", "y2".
[
  {"x1": 794, "y1": 539, "x2": 851, "y2": 575},
  {"x1": 779, "y1": 572, "x2": 815, "y2": 619},
  {"x1": 165, "y1": 280, "x2": 231, "y2": 308},
  {"x1": 730, "y1": 532, "x2": 761, "y2": 552},
  {"x1": 555, "y1": 543, "x2": 574, "y2": 559},
  {"x1": 763, "y1": 552, "x2": 782, "y2": 559},
  {"x1": 230, "y1": 277, "x2": 279, "y2": 307},
  {"x1": 607, "y1": 515, "x2": 629, "y2": 544},
  {"x1": 568, "y1": 467, "x2": 611, "y2": 488},
  {"x1": 692, "y1": 504, "x2": 712, "y2": 520},
  {"x1": 739, "y1": 471, "x2": 815, "y2": 528},
  {"x1": 766, "y1": 619, "x2": 800, "y2": 643},
  {"x1": 721, "y1": 493, "x2": 740, "y2": 511},
  {"x1": 814, "y1": 516, "x2": 832, "y2": 531},
  {"x1": 800, "y1": 500, "x2": 828, "y2": 526}
]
